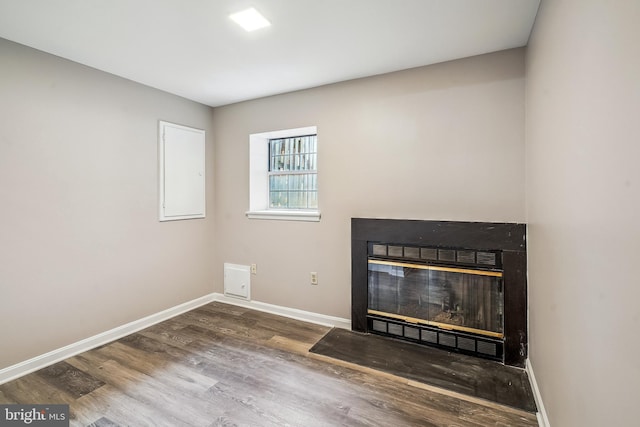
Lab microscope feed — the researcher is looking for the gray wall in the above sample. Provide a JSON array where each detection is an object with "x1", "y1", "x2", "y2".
[
  {"x1": 0, "y1": 39, "x2": 215, "y2": 370},
  {"x1": 213, "y1": 48, "x2": 526, "y2": 319},
  {"x1": 526, "y1": 1, "x2": 640, "y2": 425}
]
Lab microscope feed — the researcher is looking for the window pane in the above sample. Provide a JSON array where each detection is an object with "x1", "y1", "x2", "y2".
[
  {"x1": 289, "y1": 191, "x2": 301, "y2": 208},
  {"x1": 269, "y1": 135, "x2": 317, "y2": 173},
  {"x1": 269, "y1": 175, "x2": 288, "y2": 191},
  {"x1": 308, "y1": 191, "x2": 318, "y2": 208},
  {"x1": 269, "y1": 191, "x2": 288, "y2": 208},
  {"x1": 287, "y1": 174, "x2": 296, "y2": 190},
  {"x1": 268, "y1": 135, "x2": 317, "y2": 209}
]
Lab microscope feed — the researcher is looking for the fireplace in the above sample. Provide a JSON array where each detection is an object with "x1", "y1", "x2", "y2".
[{"x1": 352, "y1": 219, "x2": 527, "y2": 367}]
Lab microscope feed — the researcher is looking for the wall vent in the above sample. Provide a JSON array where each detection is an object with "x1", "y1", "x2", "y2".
[{"x1": 223, "y1": 263, "x2": 251, "y2": 300}]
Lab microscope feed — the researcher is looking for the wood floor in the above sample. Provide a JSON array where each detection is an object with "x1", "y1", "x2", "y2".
[{"x1": 0, "y1": 302, "x2": 538, "y2": 426}]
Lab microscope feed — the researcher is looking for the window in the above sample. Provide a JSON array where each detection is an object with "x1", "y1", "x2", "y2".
[
  {"x1": 247, "y1": 126, "x2": 320, "y2": 221},
  {"x1": 268, "y1": 134, "x2": 317, "y2": 209}
]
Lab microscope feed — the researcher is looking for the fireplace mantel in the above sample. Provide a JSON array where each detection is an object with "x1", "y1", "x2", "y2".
[{"x1": 351, "y1": 218, "x2": 528, "y2": 367}]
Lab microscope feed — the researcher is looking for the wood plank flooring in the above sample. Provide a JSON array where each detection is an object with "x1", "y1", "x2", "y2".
[{"x1": 0, "y1": 302, "x2": 538, "y2": 426}]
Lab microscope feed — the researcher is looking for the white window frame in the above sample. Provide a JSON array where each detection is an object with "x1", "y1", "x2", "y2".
[{"x1": 247, "y1": 126, "x2": 320, "y2": 222}]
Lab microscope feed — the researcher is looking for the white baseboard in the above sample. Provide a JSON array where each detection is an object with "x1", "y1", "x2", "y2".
[
  {"x1": 0, "y1": 293, "x2": 216, "y2": 385},
  {"x1": 526, "y1": 358, "x2": 551, "y2": 427},
  {"x1": 211, "y1": 293, "x2": 351, "y2": 329}
]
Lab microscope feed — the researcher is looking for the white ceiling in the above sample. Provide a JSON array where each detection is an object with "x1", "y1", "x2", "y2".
[{"x1": 0, "y1": 0, "x2": 540, "y2": 107}]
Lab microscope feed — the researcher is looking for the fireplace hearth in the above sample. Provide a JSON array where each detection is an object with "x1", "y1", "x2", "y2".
[{"x1": 352, "y1": 219, "x2": 527, "y2": 367}]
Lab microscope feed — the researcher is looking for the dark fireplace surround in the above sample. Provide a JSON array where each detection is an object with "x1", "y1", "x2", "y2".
[{"x1": 351, "y1": 218, "x2": 528, "y2": 367}]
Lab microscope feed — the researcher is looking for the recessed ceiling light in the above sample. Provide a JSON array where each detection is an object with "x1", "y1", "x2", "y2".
[{"x1": 230, "y1": 7, "x2": 271, "y2": 32}]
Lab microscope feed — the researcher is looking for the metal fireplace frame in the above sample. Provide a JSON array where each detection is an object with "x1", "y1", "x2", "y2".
[{"x1": 351, "y1": 218, "x2": 528, "y2": 367}]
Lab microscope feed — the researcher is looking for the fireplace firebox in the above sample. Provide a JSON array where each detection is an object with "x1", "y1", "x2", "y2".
[{"x1": 352, "y1": 219, "x2": 527, "y2": 367}]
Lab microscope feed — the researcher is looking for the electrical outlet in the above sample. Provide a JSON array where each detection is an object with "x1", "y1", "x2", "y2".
[
  {"x1": 310, "y1": 272, "x2": 318, "y2": 285},
  {"x1": 251, "y1": 264, "x2": 257, "y2": 275}
]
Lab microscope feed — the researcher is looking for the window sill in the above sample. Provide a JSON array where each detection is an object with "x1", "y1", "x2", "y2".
[{"x1": 246, "y1": 210, "x2": 321, "y2": 222}]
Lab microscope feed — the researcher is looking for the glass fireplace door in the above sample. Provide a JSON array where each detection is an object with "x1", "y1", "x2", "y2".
[{"x1": 368, "y1": 260, "x2": 504, "y2": 337}]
